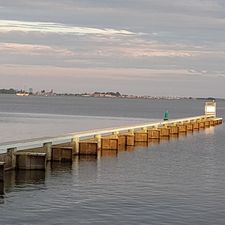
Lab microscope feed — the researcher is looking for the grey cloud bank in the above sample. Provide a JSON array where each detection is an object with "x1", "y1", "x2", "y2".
[{"x1": 0, "y1": 0, "x2": 225, "y2": 97}]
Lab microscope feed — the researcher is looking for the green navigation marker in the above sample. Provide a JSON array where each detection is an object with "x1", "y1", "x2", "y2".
[{"x1": 164, "y1": 111, "x2": 169, "y2": 121}]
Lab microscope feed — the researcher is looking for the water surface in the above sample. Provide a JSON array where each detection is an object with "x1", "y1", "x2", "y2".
[{"x1": 0, "y1": 95, "x2": 224, "y2": 225}]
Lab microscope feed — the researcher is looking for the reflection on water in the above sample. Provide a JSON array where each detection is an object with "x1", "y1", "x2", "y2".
[
  {"x1": 118, "y1": 145, "x2": 126, "y2": 152},
  {"x1": 134, "y1": 141, "x2": 149, "y2": 148},
  {"x1": 78, "y1": 155, "x2": 98, "y2": 161},
  {"x1": 126, "y1": 146, "x2": 135, "y2": 152},
  {"x1": 205, "y1": 126, "x2": 215, "y2": 135},
  {"x1": 0, "y1": 181, "x2": 4, "y2": 195},
  {"x1": 149, "y1": 139, "x2": 161, "y2": 145},
  {"x1": 15, "y1": 170, "x2": 45, "y2": 186},
  {"x1": 50, "y1": 161, "x2": 72, "y2": 173},
  {"x1": 77, "y1": 158, "x2": 98, "y2": 183},
  {"x1": 4, "y1": 170, "x2": 45, "y2": 193},
  {"x1": 101, "y1": 149, "x2": 118, "y2": 158}
]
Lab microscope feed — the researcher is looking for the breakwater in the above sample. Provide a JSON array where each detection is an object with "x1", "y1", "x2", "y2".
[{"x1": 0, "y1": 101, "x2": 223, "y2": 195}]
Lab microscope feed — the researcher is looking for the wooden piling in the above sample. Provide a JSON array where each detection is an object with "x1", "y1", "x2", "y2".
[
  {"x1": 192, "y1": 121, "x2": 199, "y2": 130},
  {"x1": 210, "y1": 120, "x2": 215, "y2": 126},
  {"x1": 178, "y1": 124, "x2": 187, "y2": 133},
  {"x1": 199, "y1": 120, "x2": 205, "y2": 129},
  {"x1": 215, "y1": 118, "x2": 223, "y2": 125},
  {"x1": 79, "y1": 141, "x2": 98, "y2": 155},
  {"x1": 134, "y1": 131, "x2": 148, "y2": 142},
  {"x1": 205, "y1": 120, "x2": 210, "y2": 127},
  {"x1": 168, "y1": 125, "x2": 179, "y2": 135},
  {"x1": 184, "y1": 123, "x2": 193, "y2": 132},
  {"x1": 16, "y1": 152, "x2": 47, "y2": 170},
  {"x1": 101, "y1": 136, "x2": 118, "y2": 150},
  {"x1": 125, "y1": 134, "x2": 135, "y2": 146},
  {"x1": 52, "y1": 147, "x2": 73, "y2": 161},
  {"x1": 0, "y1": 148, "x2": 17, "y2": 171},
  {"x1": 148, "y1": 129, "x2": 160, "y2": 139},
  {"x1": 159, "y1": 127, "x2": 170, "y2": 137},
  {"x1": 118, "y1": 135, "x2": 126, "y2": 146}
]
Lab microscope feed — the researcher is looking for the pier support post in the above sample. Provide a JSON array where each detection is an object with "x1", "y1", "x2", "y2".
[
  {"x1": 94, "y1": 135, "x2": 102, "y2": 150},
  {"x1": 168, "y1": 125, "x2": 179, "y2": 135},
  {"x1": 101, "y1": 136, "x2": 118, "y2": 150},
  {"x1": 71, "y1": 137, "x2": 80, "y2": 155},
  {"x1": 125, "y1": 134, "x2": 135, "y2": 146},
  {"x1": 192, "y1": 121, "x2": 199, "y2": 130},
  {"x1": 79, "y1": 141, "x2": 98, "y2": 155},
  {"x1": 118, "y1": 135, "x2": 126, "y2": 146},
  {"x1": 212, "y1": 118, "x2": 223, "y2": 125},
  {"x1": 134, "y1": 129, "x2": 148, "y2": 142},
  {"x1": 0, "y1": 162, "x2": 4, "y2": 195},
  {"x1": 178, "y1": 124, "x2": 187, "y2": 133},
  {"x1": 16, "y1": 152, "x2": 46, "y2": 170},
  {"x1": 204, "y1": 120, "x2": 210, "y2": 127},
  {"x1": 184, "y1": 123, "x2": 193, "y2": 132},
  {"x1": 218, "y1": 118, "x2": 223, "y2": 124},
  {"x1": 43, "y1": 142, "x2": 52, "y2": 161},
  {"x1": 148, "y1": 129, "x2": 160, "y2": 139},
  {"x1": 199, "y1": 120, "x2": 205, "y2": 129},
  {"x1": 159, "y1": 127, "x2": 170, "y2": 137},
  {"x1": 52, "y1": 147, "x2": 73, "y2": 161},
  {"x1": 125, "y1": 129, "x2": 135, "y2": 146},
  {"x1": 210, "y1": 120, "x2": 215, "y2": 126},
  {"x1": 7, "y1": 148, "x2": 17, "y2": 170},
  {"x1": 213, "y1": 119, "x2": 219, "y2": 125}
]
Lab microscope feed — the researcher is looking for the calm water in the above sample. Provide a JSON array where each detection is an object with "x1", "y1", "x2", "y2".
[{"x1": 0, "y1": 95, "x2": 225, "y2": 225}]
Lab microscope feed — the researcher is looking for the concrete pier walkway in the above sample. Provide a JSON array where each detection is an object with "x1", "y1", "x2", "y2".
[{"x1": 0, "y1": 101, "x2": 223, "y2": 177}]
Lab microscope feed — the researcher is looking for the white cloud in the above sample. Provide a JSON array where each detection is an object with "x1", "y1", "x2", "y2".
[{"x1": 0, "y1": 20, "x2": 135, "y2": 36}]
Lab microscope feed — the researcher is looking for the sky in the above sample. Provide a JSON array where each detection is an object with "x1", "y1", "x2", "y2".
[{"x1": 0, "y1": 0, "x2": 225, "y2": 97}]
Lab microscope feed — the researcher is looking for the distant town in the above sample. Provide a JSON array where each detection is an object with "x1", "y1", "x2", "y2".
[{"x1": 0, "y1": 88, "x2": 223, "y2": 100}]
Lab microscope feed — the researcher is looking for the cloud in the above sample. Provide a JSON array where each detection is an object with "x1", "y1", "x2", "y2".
[
  {"x1": 0, "y1": 63, "x2": 217, "y2": 80},
  {"x1": 0, "y1": 42, "x2": 74, "y2": 57},
  {"x1": 0, "y1": 1, "x2": 225, "y2": 97},
  {"x1": 0, "y1": 20, "x2": 135, "y2": 36}
]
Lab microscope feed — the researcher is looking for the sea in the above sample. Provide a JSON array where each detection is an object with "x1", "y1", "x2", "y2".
[{"x1": 0, "y1": 94, "x2": 225, "y2": 225}]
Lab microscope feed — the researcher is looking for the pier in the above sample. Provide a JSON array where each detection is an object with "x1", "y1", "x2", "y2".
[{"x1": 0, "y1": 101, "x2": 223, "y2": 194}]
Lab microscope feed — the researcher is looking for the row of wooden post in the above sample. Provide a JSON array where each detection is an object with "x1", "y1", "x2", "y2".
[{"x1": 51, "y1": 117, "x2": 223, "y2": 160}]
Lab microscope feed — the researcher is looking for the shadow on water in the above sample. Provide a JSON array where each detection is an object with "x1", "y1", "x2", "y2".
[
  {"x1": 0, "y1": 196, "x2": 4, "y2": 205},
  {"x1": 101, "y1": 149, "x2": 118, "y2": 158},
  {"x1": 3, "y1": 170, "x2": 46, "y2": 194},
  {"x1": 78, "y1": 155, "x2": 97, "y2": 161},
  {"x1": 75, "y1": 155, "x2": 98, "y2": 182},
  {"x1": 135, "y1": 141, "x2": 149, "y2": 148},
  {"x1": 50, "y1": 161, "x2": 72, "y2": 173},
  {"x1": 0, "y1": 181, "x2": 4, "y2": 196}
]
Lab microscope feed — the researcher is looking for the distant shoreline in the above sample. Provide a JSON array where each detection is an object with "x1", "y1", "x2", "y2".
[{"x1": 0, "y1": 92, "x2": 224, "y2": 101}]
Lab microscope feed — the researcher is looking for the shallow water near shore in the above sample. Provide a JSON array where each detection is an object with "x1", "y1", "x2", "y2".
[{"x1": 0, "y1": 95, "x2": 225, "y2": 225}]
